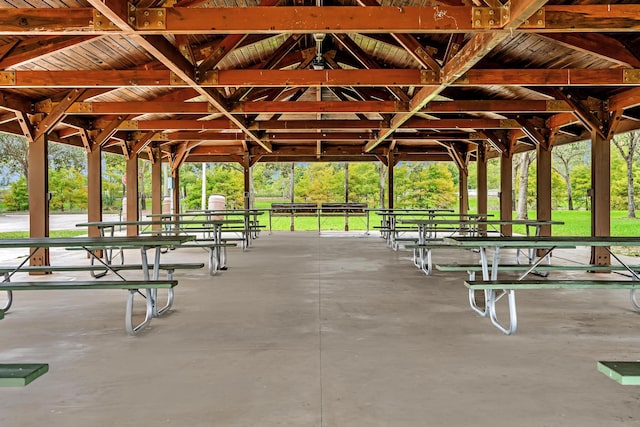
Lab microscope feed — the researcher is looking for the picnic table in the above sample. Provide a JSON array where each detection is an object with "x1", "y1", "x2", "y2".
[
  {"x1": 149, "y1": 209, "x2": 266, "y2": 248},
  {"x1": 77, "y1": 219, "x2": 241, "y2": 275},
  {"x1": 443, "y1": 236, "x2": 640, "y2": 335},
  {"x1": 318, "y1": 203, "x2": 368, "y2": 232},
  {"x1": 0, "y1": 235, "x2": 193, "y2": 335},
  {"x1": 268, "y1": 203, "x2": 318, "y2": 232},
  {"x1": 369, "y1": 208, "x2": 455, "y2": 245}
]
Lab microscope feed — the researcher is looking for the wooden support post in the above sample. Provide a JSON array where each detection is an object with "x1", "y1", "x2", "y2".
[
  {"x1": 344, "y1": 162, "x2": 349, "y2": 231},
  {"x1": 459, "y1": 168, "x2": 468, "y2": 216},
  {"x1": 172, "y1": 167, "x2": 180, "y2": 217},
  {"x1": 87, "y1": 143, "x2": 103, "y2": 257},
  {"x1": 243, "y1": 154, "x2": 251, "y2": 210},
  {"x1": 388, "y1": 152, "x2": 395, "y2": 209},
  {"x1": 289, "y1": 162, "x2": 295, "y2": 231},
  {"x1": 477, "y1": 143, "x2": 488, "y2": 235},
  {"x1": 590, "y1": 131, "x2": 611, "y2": 266},
  {"x1": 151, "y1": 147, "x2": 162, "y2": 231},
  {"x1": 536, "y1": 144, "x2": 552, "y2": 237},
  {"x1": 125, "y1": 154, "x2": 139, "y2": 236},
  {"x1": 28, "y1": 133, "x2": 50, "y2": 268},
  {"x1": 500, "y1": 154, "x2": 513, "y2": 236}
]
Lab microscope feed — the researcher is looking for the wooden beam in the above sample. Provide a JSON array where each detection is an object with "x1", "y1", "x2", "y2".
[
  {"x1": 87, "y1": 0, "x2": 271, "y2": 153},
  {"x1": 2, "y1": 68, "x2": 639, "y2": 88},
  {"x1": 1, "y1": 5, "x2": 640, "y2": 35},
  {"x1": 34, "y1": 88, "x2": 86, "y2": 139},
  {"x1": 43, "y1": 98, "x2": 575, "y2": 116},
  {"x1": 365, "y1": 30, "x2": 508, "y2": 152}
]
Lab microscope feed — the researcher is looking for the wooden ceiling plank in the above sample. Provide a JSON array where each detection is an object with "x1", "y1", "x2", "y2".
[
  {"x1": 197, "y1": 0, "x2": 280, "y2": 73},
  {"x1": 228, "y1": 34, "x2": 303, "y2": 105},
  {"x1": 86, "y1": 0, "x2": 271, "y2": 153},
  {"x1": 365, "y1": 0, "x2": 550, "y2": 152},
  {"x1": 540, "y1": 33, "x2": 640, "y2": 68},
  {"x1": 333, "y1": 33, "x2": 409, "y2": 103},
  {"x1": 0, "y1": 35, "x2": 101, "y2": 69}
]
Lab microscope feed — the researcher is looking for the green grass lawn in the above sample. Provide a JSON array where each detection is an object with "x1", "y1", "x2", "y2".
[
  {"x1": 255, "y1": 199, "x2": 640, "y2": 235},
  {"x1": 1, "y1": 206, "x2": 637, "y2": 237},
  {"x1": 0, "y1": 230, "x2": 88, "y2": 239}
]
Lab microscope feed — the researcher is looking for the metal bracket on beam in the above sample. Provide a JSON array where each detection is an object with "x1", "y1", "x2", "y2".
[
  {"x1": 420, "y1": 70, "x2": 439, "y2": 85},
  {"x1": 67, "y1": 102, "x2": 93, "y2": 113},
  {"x1": 519, "y1": 9, "x2": 545, "y2": 29},
  {"x1": 134, "y1": 8, "x2": 166, "y2": 30},
  {"x1": 623, "y1": 69, "x2": 640, "y2": 84},
  {"x1": 0, "y1": 71, "x2": 16, "y2": 86},
  {"x1": 471, "y1": 7, "x2": 507, "y2": 29},
  {"x1": 118, "y1": 120, "x2": 139, "y2": 130},
  {"x1": 92, "y1": 10, "x2": 118, "y2": 31},
  {"x1": 169, "y1": 72, "x2": 186, "y2": 86},
  {"x1": 150, "y1": 132, "x2": 169, "y2": 141},
  {"x1": 200, "y1": 70, "x2": 219, "y2": 85},
  {"x1": 546, "y1": 100, "x2": 572, "y2": 112}
]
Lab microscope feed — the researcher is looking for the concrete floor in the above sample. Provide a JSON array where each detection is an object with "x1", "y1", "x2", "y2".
[{"x1": 1, "y1": 231, "x2": 639, "y2": 426}]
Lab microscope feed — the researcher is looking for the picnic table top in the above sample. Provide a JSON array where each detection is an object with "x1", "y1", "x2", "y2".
[
  {"x1": 148, "y1": 210, "x2": 266, "y2": 218},
  {"x1": 0, "y1": 236, "x2": 194, "y2": 248},
  {"x1": 475, "y1": 219, "x2": 564, "y2": 226},
  {"x1": 444, "y1": 236, "x2": 640, "y2": 248},
  {"x1": 598, "y1": 362, "x2": 640, "y2": 385},
  {"x1": 76, "y1": 219, "x2": 242, "y2": 228},
  {"x1": 398, "y1": 218, "x2": 486, "y2": 225}
]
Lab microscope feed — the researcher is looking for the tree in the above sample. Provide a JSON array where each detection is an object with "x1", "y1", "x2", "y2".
[
  {"x1": 3, "y1": 176, "x2": 29, "y2": 211},
  {"x1": 612, "y1": 130, "x2": 640, "y2": 218},
  {"x1": 49, "y1": 168, "x2": 88, "y2": 212},
  {"x1": 347, "y1": 162, "x2": 378, "y2": 206},
  {"x1": 0, "y1": 133, "x2": 28, "y2": 180},
  {"x1": 515, "y1": 152, "x2": 535, "y2": 219},
  {"x1": 552, "y1": 141, "x2": 589, "y2": 210}
]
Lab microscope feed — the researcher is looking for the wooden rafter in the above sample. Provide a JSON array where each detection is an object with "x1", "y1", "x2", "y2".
[
  {"x1": 86, "y1": 0, "x2": 272, "y2": 153},
  {"x1": 34, "y1": 88, "x2": 86, "y2": 140}
]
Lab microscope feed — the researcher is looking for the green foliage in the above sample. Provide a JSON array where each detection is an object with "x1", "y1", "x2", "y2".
[
  {"x1": 3, "y1": 177, "x2": 28, "y2": 211},
  {"x1": 179, "y1": 163, "x2": 245, "y2": 210},
  {"x1": 102, "y1": 153, "x2": 126, "y2": 210},
  {"x1": 207, "y1": 164, "x2": 244, "y2": 208},
  {"x1": 295, "y1": 163, "x2": 344, "y2": 203},
  {"x1": 394, "y1": 162, "x2": 457, "y2": 208},
  {"x1": 49, "y1": 168, "x2": 88, "y2": 212},
  {"x1": 347, "y1": 163, "x2": 378, "y2": 205}
]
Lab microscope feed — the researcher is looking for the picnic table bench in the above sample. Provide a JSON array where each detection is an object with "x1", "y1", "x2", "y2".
[
  {"x1": 319, "y1": 203, "x2": 368, "y2": 232},
  {"x1": 0, "y1": 364, "x2": 49, "y2": 387},
  {"x1": 269, "y1": 203, "x2": 318, "y2": 232},
  {"x1": 78, "y1": 220, "x2": 239, "y2": 275},
  {"x1": 598, "y1": 361, "x2": 640, "y2": 385},
  {"x1": 445, "y1": 236, "x2": 640, "y2": 335}
]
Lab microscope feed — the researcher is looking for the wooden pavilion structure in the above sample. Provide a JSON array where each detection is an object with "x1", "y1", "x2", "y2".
[{"x1": 0, "y1": 0, "x2": 639, "y2": 266}]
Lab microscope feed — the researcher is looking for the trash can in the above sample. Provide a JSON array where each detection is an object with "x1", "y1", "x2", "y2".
[{"x1": 208, "y1": 194, "x2": 226, "y2": 219}]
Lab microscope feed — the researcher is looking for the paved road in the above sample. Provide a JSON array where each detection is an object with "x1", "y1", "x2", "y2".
[{"x1": 0, "y1": 213, "x2": 121, "y2": 233}]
